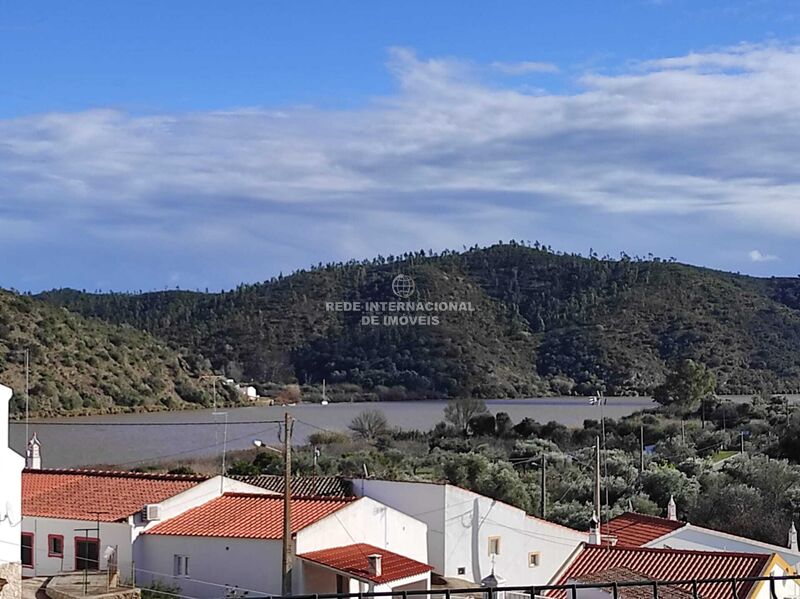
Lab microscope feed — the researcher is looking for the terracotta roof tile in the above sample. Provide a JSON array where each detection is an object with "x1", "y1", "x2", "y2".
[
  {"x1": 22, "y1": 469, "x2": 206, "y2": 522},
  {"x1": 299, "y1": 544, "x2": 433, "y2": 584},
  {"x1": 553, "y1": 545, "x2": 772, "y2": 599},
  {"x1": 143, "y1": 493, "x2": 355, "y2": 539},
  {"x1": 577, "y1": 567, "x2": 696, "y2": 599},
  {"x1": 605, "y1": 512, "x2": 686, "y2": 547},
  {"x1": 233, "y1": 475, "x2": 353, "y2": 498}
]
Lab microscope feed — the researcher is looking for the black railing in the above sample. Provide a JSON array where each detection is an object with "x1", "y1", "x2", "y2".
[{"x1": 280, "y1": 572, "x2": 800, "y2": 599}]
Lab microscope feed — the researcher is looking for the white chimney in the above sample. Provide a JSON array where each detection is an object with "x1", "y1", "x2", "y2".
[
  {"x1": 589, "y1": 511, "x2": 602, "y2": 545},
  {"x1": 667, "y1": 495, "x2": 677, "y2": 521},
  {"x1": 790, "y1": 522, "x2": 798, "y2": 552},
  {"x1": 367, "y1": 554, "x2": 382, "y2": 578},
  {"x1": 0, "y1": 384, "x2": 11, "y2": 450},
  {"x1": 26, "y1": 433, "x2": 42, "y2": 470}
]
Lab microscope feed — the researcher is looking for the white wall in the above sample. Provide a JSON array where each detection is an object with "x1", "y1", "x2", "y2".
[
  {"x1": 295, "y1": 497, "x2": 429, "y2": 563},
  {"x1": 352, "y1": 480, "x2": 587, "y2": 587},
  {"x1": 351, "y1": 480, "x2": 446, "y2": 570},
  {"x1": 21, "y1": 517, "x2": 133, "y2": 578},
  {"x1": 136, "y1": 534, "x2": 284, "y2": 599},
  {"x1": 0, "y1": 384, "x2": 24, "y2": 599},
  {"x1": 648, "y1": 527, "x2": 800, "y2": 569}
]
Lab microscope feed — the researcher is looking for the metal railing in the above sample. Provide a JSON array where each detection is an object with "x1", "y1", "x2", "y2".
[{"x1": 280, "y1": 573, "x2": 800, "y2": 599}]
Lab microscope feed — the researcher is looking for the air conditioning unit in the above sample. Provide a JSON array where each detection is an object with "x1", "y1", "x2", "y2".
[{"x1": 141, "y1": 504, "x2": 161, "y2": 522}]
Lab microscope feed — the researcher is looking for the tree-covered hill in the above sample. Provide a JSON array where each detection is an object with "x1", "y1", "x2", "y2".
[
  {"x1": 37, "y1": 243, "x2": 800, "y2": 400},
  {"x1": 0, "y1": 289, "x2": 211, "y2": 416}
]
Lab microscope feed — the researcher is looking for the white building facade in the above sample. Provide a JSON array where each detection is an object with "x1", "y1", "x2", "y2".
[
  {"x1": 21, "y1": 474, "x2": 272, "y2": 578},
  {"x1": 351, "y1": 479, "x2": 588, "y2": 586},
  {"x1": 0, "y1": 384, "x2": 24, "y2": 599},
  {"x1": 136, "y1": 495, "x2": 431, "y2": 599}
]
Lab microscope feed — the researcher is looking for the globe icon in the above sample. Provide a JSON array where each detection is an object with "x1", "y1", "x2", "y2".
[{"x1": 391, "y1": 274, "x2": 416, "y2": 299}]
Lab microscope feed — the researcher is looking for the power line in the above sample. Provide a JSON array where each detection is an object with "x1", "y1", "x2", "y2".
[{"x1": 12, "y1": 419, "x2": 284, "y2": 427}]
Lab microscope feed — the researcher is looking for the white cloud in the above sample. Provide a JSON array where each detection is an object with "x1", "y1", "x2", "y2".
[
  {"x1": 490, "y1": 61, "x2": 560, "y2": 75},
  {"x1": 749, "y1": 250, "x2": 779, "y2": 262},
  {"x1": 2, "y1": 42, "x2": 800, "y2": 284}
]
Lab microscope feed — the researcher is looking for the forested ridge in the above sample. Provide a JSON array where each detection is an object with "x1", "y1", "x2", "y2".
[
  {"x1": 33, "y1": 243, "x2": 800, "y2": 405},
  {"x1": 0, "y1": 289, "x2": 210, "y2": 416}
]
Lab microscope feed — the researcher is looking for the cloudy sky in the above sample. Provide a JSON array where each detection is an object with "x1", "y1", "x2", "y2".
[{"x1": 2, "y1": 0, "x2": 800, "y2": 292}]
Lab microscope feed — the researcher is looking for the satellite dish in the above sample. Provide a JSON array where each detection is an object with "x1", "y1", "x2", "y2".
[{"x1": 4, "y1": 501, "x2": 20, "y2": 526}]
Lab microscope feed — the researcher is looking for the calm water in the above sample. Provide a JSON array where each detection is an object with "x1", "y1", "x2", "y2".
[{"x1": 9, "y1": 397, "x2": 655, "y2": 468}]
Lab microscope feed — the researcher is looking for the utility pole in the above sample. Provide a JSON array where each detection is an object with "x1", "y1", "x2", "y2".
[
  {"x1": 639, "y1": 425, "x2": 645, "y2": 473},
  {"x1": 540, "y1": 454, "x2": 547, "y2": 520},
  {"x1": 594, "y1": 436, "x2": 601, "y2": 533},
  {"x1": 282, "y1": 412, "x2": 294, "y2": 596},
  {"x1": 740, "y1": 430, "x2": 745, "y2": 455},
  {"x1": 25, "y1": 349, "x2": 29, "y2": 444}
]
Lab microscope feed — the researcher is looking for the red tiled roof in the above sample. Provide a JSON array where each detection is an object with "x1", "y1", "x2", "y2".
[
  {"x1": 577, "y1": 568, "x2": 696, "y2": 599},
  {"x1": 299, "y1": 544, "x2": 433, "y2": 584},
  {"x1": 143, "y1": 493, "x2": 355, "y2": 539},
  {"x1": 22, "y1": 469, "x2": 206, "y2": 522},
  {"x1": 554, "y1": 545, "x2": 772, "y2": 599},
  {"x1": 605, "y1": 512, "x2": 686, "y2": 547}
]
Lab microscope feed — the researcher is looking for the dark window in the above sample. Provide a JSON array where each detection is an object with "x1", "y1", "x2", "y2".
[
  {"x1": 75, "y1": 538, "x2": 100, "y2": 571},
  {"x1": 21, "y1": 533, "x2": 34, "y2": 567},
  {"x1": 48, "y1": 535, "x2": 64, "y2": 557}
]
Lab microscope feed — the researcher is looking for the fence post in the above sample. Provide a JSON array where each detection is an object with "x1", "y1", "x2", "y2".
[
  {"x1": 612, "y1": 583, "x2": 618, "y2": 599},
  {"x1": 730, "y1": 579, "x2": 737, "y2": 599},
  {"x1": 530, "y1": 586, "x2": 538, "y2": 599},
  {"x1": 691, "y1": 580, "x2": 699, "y2": 599},
  {"x1": 571, "y1": 584, "x2": 578, "y2": 599},
  {"x1": 769, "y1": 575, "x2": 777, "y2": 599},
  {"x1": 652, "y1": 581, "x2": 658, "y2": 599}
]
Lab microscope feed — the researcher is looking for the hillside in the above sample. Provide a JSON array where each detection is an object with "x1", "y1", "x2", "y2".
[
  {"x1": 37, "y1": 243, "x2": 800, "y2": 400},
  {"x1": 0, "y1": 290, "x2": 212, "y2": 416}
]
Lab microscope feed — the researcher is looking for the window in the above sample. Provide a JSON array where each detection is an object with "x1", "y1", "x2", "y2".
[
  {"x1": 457, "y1": 567, "x2": 466, "y2": 576},
  {"x1": 528, "y1": 552, "x2": 540, "y2": 568},
  {"x1": 48, "y1": 535, "x2": 64, "y2": 558},
  {"x1": 173, "y1": 555, "x2": 190, "y2": 577},
  {"x1": 21, "y1": 533, "x2": 34, "y2": 568},
  {"x1": 488, "y1": 536, "x2": 501, "y2": 556},
  {"x1": 75, "y1": 538, "x2": 100, "y2": 571}
]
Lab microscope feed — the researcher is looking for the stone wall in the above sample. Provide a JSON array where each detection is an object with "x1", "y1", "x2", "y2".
[{"x1": 0, "y1": 561, "x2": 21, "y2": 599}]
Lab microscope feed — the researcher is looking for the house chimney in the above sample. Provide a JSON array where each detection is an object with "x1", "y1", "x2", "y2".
[
  {"x1": 627, "y1": 498, "x2": 634, "y2": 513},
  {"x1": 367, "y1": 554, "x2": 382, "y2": 578},
  {"x1": 589, "y1": 511, "x2": 602, "y2": 545},
  {"x1": 0, "y1": 384, "x2": 11, "y2": 450},
  {"x1": 26, "y1": 433, "x2": 42, "y2": 470},
  {"x1": 790, "y1": 522, "x2": 798, "y2": 552},
  {"x1": 667, "y1": 495, "x2": 677, "y2": 521}
]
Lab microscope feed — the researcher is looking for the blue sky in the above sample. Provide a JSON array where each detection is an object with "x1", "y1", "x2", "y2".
[{"x1": 2, "y1": 1, "x2": 800, "y2": 291}]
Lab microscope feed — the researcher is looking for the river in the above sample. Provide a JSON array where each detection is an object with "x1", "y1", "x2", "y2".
[{"x1": 7, "y1": 395, "x2": 777, "y2": 468}]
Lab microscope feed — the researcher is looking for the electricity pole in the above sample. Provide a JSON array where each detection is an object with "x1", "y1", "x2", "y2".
[
  {"x1": 282, "y1": 412, "x2": 294, "y2": 596},
  {"x1": 594, "y1": 436, "x2": 601, "y2": 532},
  {"x1": 640, "y1": 425, "x2": 645, "y2": 473},
  {"x1": 540, "y1": 454, "x2": 547, "y2": 519}
]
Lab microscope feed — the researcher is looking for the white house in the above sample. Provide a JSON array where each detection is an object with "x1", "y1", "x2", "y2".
[
  {"x1": 21, "y1": 469, "x2": 272, "y2": 578},
  {"x1": 605, "y1": 509, "x2": 800, "y2": 568},
  {"x1": 135, "y1": 493, "x2": 432, "y2": 598},
  {"x1": 350, "y1": 479, "x2": 588, "y2": 587},
  {"x1": 0, "y1": 384, "x2": 24, "y2": 599},
  {"x1": 551, "y1": 543, "x2": 800, "y2": 599}
]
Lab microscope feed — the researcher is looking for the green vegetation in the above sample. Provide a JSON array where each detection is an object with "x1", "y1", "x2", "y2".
[
  {"x1": 220, "y1": 395, "x2": 800, "y2": 547},
  {"x1": 0, "y1": 289, "x2": 213, "y2": 416},
  {"x1": 37, "y1": 243, "x2": 800, "y2": 400}
]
